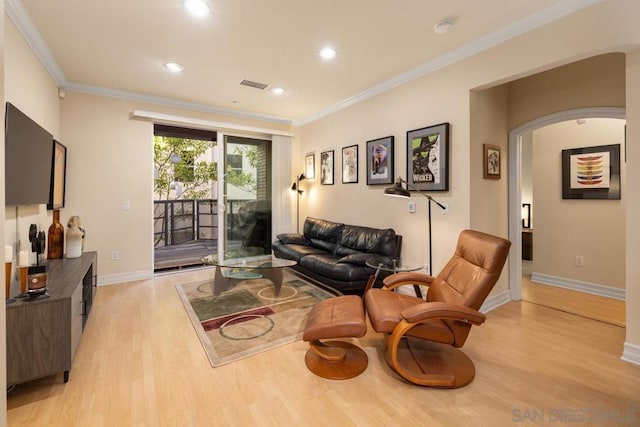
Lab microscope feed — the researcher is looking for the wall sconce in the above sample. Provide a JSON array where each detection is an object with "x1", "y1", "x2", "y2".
[{"x1": 522, "y1": 203, "x2": 531, "y2": 229}]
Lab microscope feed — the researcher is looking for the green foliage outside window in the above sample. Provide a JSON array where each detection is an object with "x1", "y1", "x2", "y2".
[{"x1": 154, "y1": 136, "x2": 217, "y2": 200}]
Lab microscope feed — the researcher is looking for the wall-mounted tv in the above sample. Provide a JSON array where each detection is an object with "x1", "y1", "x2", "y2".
[{"x1": 5, "y1": 102, "x2": 55, "y2": 207}]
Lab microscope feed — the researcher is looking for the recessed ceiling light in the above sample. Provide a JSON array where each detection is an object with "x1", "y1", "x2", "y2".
[
  {"x1": 184, "y1": 0, "x2": 210, "y2": 17},
  {"x1": 433, "y1": 20, "x2": 453, "y2": 34},
  {"x1": 271, "y1": 87, "x2": 285, "y2": 95},
  {"x1": 319, "y1": 47, "x2": 336, "y2": 60},
  {"x1": 165, "y1": 62, "x2": 184, "y2": 73}
]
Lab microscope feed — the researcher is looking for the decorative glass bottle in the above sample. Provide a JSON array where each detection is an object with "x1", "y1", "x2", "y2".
[
  {"x1": 66, "y1": 216, "x2": 84, "y2": 259},
  {"x1": 47, "y1": 210, "x2": 64, "y2": 259}
]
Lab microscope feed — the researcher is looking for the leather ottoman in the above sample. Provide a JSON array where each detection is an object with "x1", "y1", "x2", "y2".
[{"x1": 302, "y1": 295, "x2": 368, "y2": 379}]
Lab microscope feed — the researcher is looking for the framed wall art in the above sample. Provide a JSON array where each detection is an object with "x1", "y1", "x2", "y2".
[
  {"x1": 407, "y1": 123, "x2": 449, "y2": 191},
  {"x1": 47, "y1": 140, "x2": 67, "y2": 209},
  {"x1": 483, "y1": 144, "x2": 501, "y2": 179},
  {"x1": 320, "y1": 150, "x2": 334, "y2": 185},
  {"x1": 562, "y1": 144, "x2": 621, "y2": 199},
  {"x1": 305, "y1": 153, "x2": 315, "y2": 179},
  {"x1": 366, "y1": 136, "x2": 394, "y2": 185},
  {"x1": 342, "y1": 145, "x2": 358, "y2": 184}
]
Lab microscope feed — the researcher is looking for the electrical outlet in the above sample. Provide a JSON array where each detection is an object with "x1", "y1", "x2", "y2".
[
  {"x1": 122, "y1": 201, "x2": 131, "y2": 210},
  {"x1": 408, "y1": 202, "x2": 416, "y2": 213},
  {"x1": 111, "y1": 251, "x2": 119, "y2": 261},
  {"x1": 575, "y1": 255, "x2": 584, "y2": 266}
]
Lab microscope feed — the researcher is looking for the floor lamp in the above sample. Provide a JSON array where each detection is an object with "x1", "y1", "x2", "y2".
[
  {"x1": 291, "y1": 173, "x2": 306, "y2": 233},
  {"x1": 384, "y1": 177, "x2": 447, "y2": 279}
]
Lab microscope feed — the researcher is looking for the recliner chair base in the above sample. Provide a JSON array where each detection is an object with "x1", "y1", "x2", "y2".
[{"x1": 386, "y1": 337, "x2": 475, "y2": 388}]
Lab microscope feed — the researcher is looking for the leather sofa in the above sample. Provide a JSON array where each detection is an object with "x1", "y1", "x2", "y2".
[{"x1": 272, "y1": 217, "x2": 402, "y2": 295}]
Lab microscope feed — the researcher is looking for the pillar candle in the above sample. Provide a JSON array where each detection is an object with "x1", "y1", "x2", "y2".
[
  {"x1": 5, "y1": 245, "x2": 12, "y2": 262},
  {"x1": 18, "y1": 250, "x2": 29, "y2": 267}
]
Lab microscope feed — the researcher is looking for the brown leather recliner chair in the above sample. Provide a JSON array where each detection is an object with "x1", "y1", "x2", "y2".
[{"x1": 364, "y1": 229, "x2": 511, "y2": 388}]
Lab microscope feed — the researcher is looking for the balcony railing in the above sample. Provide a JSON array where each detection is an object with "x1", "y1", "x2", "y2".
[{"x1": 153, "y1": 198, "x2": 253, "y2": 248}]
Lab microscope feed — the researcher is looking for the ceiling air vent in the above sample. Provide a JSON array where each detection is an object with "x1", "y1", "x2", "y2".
[{"x1": 239, "y1": 79, "x2": 268, "y2": 90}]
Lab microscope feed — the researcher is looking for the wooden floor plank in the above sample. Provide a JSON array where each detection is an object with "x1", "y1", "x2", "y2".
[
  {"x1": 522, "y1": 275, "x2": 626, "y2": 327},
  {"x1": 7, "y1": 269, "x2": 640, "y2": 426}
]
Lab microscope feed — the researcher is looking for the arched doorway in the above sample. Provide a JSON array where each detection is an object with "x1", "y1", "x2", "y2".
[{"x1": 507, "y1": 107, "x2": 626, "y2": 301}]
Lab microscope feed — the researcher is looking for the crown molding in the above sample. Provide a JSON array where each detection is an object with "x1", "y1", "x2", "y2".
[
  {"x1": 295, "y1": 0, "x2": 604, "y2": 125},
  {"x1": 6, "y1": 0, "x2": 67, "y2": 85},
  {"x1": 8, "y1": 0, "x2": 602, "y2": 127},
  {"x1": 66, "y1": 82, "x2": 295, "y2": 125}
]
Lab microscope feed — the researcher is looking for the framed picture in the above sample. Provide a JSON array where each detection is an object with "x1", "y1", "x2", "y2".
[
  {"x1": 47, "y1": 140, "x2": 67, "y2": 209},
  {"x1": 305, "y1": 153, "x2": 315, "y2": 179},
  {"x1": 483, "y1": 144, "x2": 501, "y2": 179},
  {"x1": 366, "y1": 136, "x2": 394, "y2": 185},
  {"x1": 320, "y1": 150, "x2": 334, "y2": 185},
  {"x1": 562, "y1": 144, "x2": 621, "y2": 199},
  {"x1": 407, "y1": 123, "x2": 450, "y2": 191},
  {"x1": 342, "y1": 145, "x2": 358, "y2": 184}
]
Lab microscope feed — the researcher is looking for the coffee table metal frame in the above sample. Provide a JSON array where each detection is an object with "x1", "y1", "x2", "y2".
[{"x1": 204, "y1": 256, "x2": 297, "y2": 297}]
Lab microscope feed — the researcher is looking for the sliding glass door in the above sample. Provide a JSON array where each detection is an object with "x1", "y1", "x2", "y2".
[{"x1": 220, "y1": 135, "x2": 272, "y2": 260}]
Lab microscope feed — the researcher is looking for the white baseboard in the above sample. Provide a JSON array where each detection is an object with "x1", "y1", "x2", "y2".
[
  {"x1": 621, "y1": 342, "x2": 640, "y2": 366},
  {"x1": 480, "y1": 290, "x2": 512, "y2": 313},
  {"x1": 530, "y1": 272, "x2": 625, "y2": 301},
  {"x1": 98, "y1": 270, "x2": 153, "y2": 286}
]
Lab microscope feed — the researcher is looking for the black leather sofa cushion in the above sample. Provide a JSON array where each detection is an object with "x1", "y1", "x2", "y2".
[
  {"x1": 300, "y1": 254, "x2": 372, "y2": 282},
  {"x1": 340, "y1": 225, "x2": 398, "y2": 257}
]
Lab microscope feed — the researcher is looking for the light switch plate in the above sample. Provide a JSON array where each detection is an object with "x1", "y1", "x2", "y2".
[{"x1": 408, "y1": 202, "x2": 416, "y2": 213}]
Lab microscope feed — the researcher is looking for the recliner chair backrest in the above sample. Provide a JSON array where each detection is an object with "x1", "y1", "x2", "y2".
[{"x1": 426, "y1": 229, "x2": 511, "y2": 311}]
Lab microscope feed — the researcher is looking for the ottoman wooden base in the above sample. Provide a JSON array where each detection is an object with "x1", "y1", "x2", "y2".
[
  {"x1": 305, "y1": 341, "x2": 368, "y2": 380},
  {"x1": 303, "y1": 295, "x2": 368, "y2": 380}
]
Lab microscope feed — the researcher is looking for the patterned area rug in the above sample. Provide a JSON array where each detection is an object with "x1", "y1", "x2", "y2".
[{"x1": 176, "y1": 270, "x2": 337, "y2": 366}]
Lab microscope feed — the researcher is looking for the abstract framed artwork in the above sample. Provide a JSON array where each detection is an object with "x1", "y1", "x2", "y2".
[
  {"x1": 305, "y1": 153, "x2": 315, "y2": 179},
  {"x1": 483, "y1": 144, "x2": 501, "y2": 180},
  {"x1": 366, "y1": 136, "x2": 394, "y2": 185},
  {"x1": 320, "y1": 150, "x2": 334, "y2": 185},
  {"x1": 342, "y1": 145, "x2": 358, "y2": 184},
  {"x1": 47, "y1": 140, "x2": 67, "y2": 209},
  {"x1": 407, "y1": 123, "x2": 450, "y2": 191},
  {"x1": 562, "y1": 144, "x2": 621, "y2": 199}
]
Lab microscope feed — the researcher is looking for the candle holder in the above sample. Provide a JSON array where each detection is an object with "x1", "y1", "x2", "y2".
[
  {"x1": 18, "y1": 266, "x2": 29, "y2": 298},
  {"x1": 5, "y1": 262, "x2": 14, "y2": 304}
]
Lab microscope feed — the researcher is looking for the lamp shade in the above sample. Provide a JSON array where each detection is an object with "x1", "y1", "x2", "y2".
[{"x1": 384, "y1": 180, "x2": 410, "y2": 198}]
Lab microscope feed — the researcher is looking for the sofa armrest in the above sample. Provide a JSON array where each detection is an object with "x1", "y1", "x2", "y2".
[{"x1": 276, "y1": 233, "x2": 310, "y2": 245}]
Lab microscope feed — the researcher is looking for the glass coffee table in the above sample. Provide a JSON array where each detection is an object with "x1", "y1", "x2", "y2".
[
  {"x1": 203, "y1": 255, "x2": 297, "y2": 297},
  {"x1": 365, "y1": 259, "x2": 423, "y2": 296}
]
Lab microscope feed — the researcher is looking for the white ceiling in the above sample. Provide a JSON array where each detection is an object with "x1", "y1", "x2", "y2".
[{"x1": 10, "y1": 0, "x2": 601, "y2": 125}]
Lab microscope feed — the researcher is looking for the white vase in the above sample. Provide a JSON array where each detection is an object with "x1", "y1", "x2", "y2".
[{"x1": 66, "y1": 216, "x2": 84, "y2": 259}]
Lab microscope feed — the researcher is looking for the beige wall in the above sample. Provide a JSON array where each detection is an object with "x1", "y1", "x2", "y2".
[
  {"x1": 625, "y1": 52, "x2": 640, "y2": 349},
  {"x1": 299, "y1": 70, "x2": 468, "y2": 273},
  {"x1": 508, "y1": 53, "x2": 626, "y2": 129},
  {"x1": 469, "y1": 85, "x2": 510, "y2": 294},
  {"x1": 531, "y1": 119, "x2": 626, "y2": 288}
]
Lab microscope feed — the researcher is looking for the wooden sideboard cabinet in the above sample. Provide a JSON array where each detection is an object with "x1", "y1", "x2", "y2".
[{"x1": 6, "y1": 251, "x2": 97, "y2": 386}]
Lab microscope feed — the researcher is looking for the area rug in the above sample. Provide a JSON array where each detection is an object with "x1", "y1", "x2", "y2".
[{"x1": 175, "y1": 270, "x2": 337, "y2": 367}]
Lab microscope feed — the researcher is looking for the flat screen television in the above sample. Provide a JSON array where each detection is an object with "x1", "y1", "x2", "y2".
[{"x1": 5, "y1": 102, "x2": 55, "y2": 207}]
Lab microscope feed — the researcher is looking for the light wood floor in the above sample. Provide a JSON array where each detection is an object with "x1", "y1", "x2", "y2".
[
  {"x1": 7, "y1": 268, "x2": 640, "y2": 426},
  {"x1": 522, "y1": 275, "x2": 626, "y2": 327}
]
